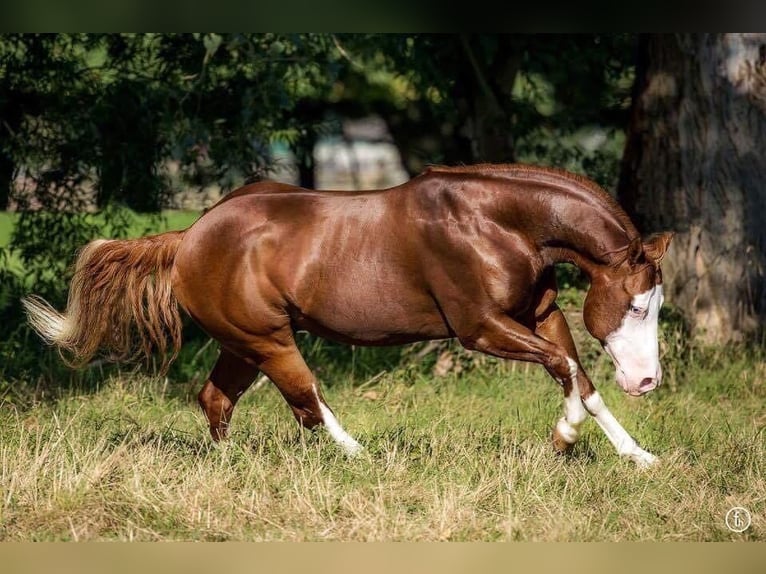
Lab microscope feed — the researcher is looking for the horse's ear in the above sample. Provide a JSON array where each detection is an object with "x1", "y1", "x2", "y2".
[
  {"x1": 643, "y1": 232, "x2": 674, "y2": 264},
  {"x1": 627, "y1": 236, "x2": 644, "y2": 267}
]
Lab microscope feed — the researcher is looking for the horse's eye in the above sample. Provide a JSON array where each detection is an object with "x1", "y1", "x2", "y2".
[{"x1": 629, "y1": 305, "x2": 645, "y2": 318}]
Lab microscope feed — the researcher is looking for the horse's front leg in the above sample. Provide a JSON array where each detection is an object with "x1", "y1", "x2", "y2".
[
  {"x1": 456, "y1": 309, "x2": 585, "y2": 442},
  {"x1": 535, "y1": 304, "x2": 589, "y2": 453},
  {"x1": 535, "y1": 305, "x2": 657, "y2": 468}
]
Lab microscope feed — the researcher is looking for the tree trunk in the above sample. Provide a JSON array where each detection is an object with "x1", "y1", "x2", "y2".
[
  {"x1": 454, "y1": 34, "x2": 520, "y2": 163},
  {"x1": 619, "y1": 34, "x2": 766, "y2": 343},
  {"x1": 0, "y1": 95, "x2": 25, "y2": 211},
  {"x1": 0, "y1": 152, "x2": 13, "y2": 211},
  {"x1": 295, "y1": 135, "x2": 316, "y2": 190}
]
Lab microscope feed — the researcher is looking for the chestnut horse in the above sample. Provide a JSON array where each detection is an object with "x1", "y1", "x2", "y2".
[{"x1": 23, "y1": 164, "x2": 673, "y2": 467}]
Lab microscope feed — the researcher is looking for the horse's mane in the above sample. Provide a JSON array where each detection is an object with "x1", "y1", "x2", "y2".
[{"x1": 422, "y1": 163, "x2": 639, "y2": 262}]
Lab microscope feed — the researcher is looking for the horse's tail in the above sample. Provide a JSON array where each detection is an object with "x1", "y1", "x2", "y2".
[{"x1": 22, "y1": 230, "x2": 186, "y2": 372}]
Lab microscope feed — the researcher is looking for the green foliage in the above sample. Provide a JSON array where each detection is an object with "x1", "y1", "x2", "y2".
[
  {"x1": 1, "y1": 34, "x2": 347, "y2": 210},
  {"x1": 332, "y1": 34, "x2": 635, "y2": 188}
]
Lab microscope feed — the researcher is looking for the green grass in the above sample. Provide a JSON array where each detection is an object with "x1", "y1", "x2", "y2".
[
  {"x1": 0, "y1": 212, "x2": 13, "y2": 246},
  {"x1": 0, "y1": 338, "x2": 763, "y2": 541},
  {"x1": 151, "y1": 211, "x2": 201, "y2": 235}
]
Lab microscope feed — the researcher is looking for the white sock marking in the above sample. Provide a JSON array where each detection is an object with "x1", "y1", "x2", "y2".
[
  {"x1": 584, "y1": 392, "x2": 657, "y2": 468},
  {"x1": 556, "y1": 357, "x2": 588, "y2": 445},
  {"x1": 313, "y1": 386, "x2": 362, "y2": 457}
]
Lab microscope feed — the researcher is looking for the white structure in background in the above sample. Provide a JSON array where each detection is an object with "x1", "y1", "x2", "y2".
[
  {"x1": 8, "y1": 116, "x2": 412, "y2": 211},
  {"x1": 314, "y1": 138, "x2": 409, "y2": 190},
  {"x1": 269, "y1": 115, "x2": 410, "y2": 191}
]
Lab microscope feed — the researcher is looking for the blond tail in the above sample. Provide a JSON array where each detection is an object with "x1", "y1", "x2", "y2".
[{"x1": 22, "y1": 231, "x2": 185, "y2": 372}]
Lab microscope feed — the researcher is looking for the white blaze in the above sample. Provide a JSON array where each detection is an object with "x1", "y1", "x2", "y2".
[{"x1": 604, "y1": 285, "x2": 664, "y2": 395}]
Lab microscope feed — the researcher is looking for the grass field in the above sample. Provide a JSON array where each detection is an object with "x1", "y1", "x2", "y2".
[{"x1": 0, "y1": 335, "x2": 763, "y2": 541}]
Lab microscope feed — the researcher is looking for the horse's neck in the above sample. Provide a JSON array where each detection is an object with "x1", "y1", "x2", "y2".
[
  {"x1": 543, "y1": 216, "x2": 632, "y2": 270},
  {"x1": 523, "y1": 184, "x2": 636, "y2": 274},
  {"x1": 422, "y1": 165, "x2": 638, "y2": 275}
]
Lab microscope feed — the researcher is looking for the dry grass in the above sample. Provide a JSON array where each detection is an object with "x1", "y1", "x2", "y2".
[{"x1": 1, "y1": 346, "x2": 763, "y2": 541}]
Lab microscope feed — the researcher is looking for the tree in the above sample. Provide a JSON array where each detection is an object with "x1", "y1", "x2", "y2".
[
  {"x1": 618, "y1": 34, "x2": 766, "y2": 343},
  {"x1": 332, "y1": 34, "x2": 635, "y2": 188}
]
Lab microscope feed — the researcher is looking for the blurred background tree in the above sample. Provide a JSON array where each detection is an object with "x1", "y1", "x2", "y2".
[{"x1": 327, "y1": 34, "x2": 633, "y2": 186}]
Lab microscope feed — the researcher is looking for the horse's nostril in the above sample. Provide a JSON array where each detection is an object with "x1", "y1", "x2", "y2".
[{"x1": 640, "y1": 377, "x2": 656, "y2": 389}]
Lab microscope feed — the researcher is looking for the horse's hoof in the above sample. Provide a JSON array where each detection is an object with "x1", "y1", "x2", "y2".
[
  {"x1": 631, "y1": 449, "x2": 658, "y2": 469},
  {"x1": 209, "y1": 427, "x2": 230, "y2": 442},
  {"x1": 551, "y1": 427, "x2": 575, "y2": 455},
  {"x1": 342, "y1": 440, "x2": 364, "y2": 458}
]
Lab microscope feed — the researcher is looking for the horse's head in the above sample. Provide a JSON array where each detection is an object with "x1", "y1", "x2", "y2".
[{"x1": 582, "y1": 232, "x2": 674, "y2": 396}]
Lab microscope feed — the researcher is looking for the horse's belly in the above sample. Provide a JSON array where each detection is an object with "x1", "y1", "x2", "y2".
[{"x1": 291, "y1": 295, "x2": 450, "y2": 346}]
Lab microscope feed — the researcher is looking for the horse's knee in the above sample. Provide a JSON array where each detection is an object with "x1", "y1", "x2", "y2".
[{"x1": 547, "y1": 354, "x2": 578, "y2": 383}]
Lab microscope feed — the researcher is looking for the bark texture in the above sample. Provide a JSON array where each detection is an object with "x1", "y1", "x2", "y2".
[{"x1": 619, "y1": 34, "x2": 766, "y2": 343}]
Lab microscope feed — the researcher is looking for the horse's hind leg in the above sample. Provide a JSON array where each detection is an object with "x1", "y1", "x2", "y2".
[
  {"x1": 199, "y1": 348, "x2": 259, "y2": 441},
  {"x1": 256, "y1": 342, "x2": 362, "y2": 457}
]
